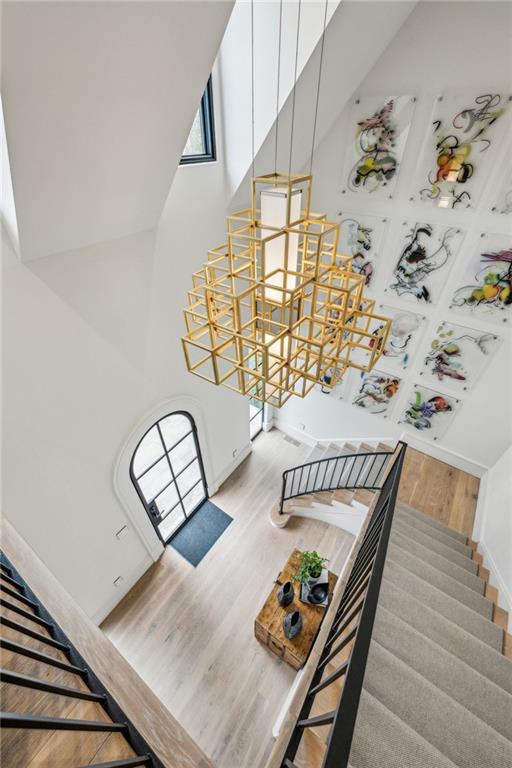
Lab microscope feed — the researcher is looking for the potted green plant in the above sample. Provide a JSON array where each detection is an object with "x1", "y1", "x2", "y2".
[{"x1": 294, "y1": 550, "x2": 328, "y2": 587}]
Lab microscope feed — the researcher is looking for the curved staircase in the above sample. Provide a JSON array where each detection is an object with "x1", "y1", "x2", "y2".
[{"x1": 270, "y1": 440, "x2": 394, "y2": 534}]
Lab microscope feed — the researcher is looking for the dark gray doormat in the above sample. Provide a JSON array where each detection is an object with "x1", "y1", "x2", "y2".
[{"x1": 170, "y1": 500, "x2": 233, "y2": 566}]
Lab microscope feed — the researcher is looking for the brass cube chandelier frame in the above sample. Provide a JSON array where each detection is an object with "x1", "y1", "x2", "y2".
[{"x1": 182, "y1": 172, "x2": 391, "y2": 408}]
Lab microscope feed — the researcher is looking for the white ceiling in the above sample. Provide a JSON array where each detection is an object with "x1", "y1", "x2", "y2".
[{"x1": 2, "y1": 1, "x2": 233, "y2": 261}]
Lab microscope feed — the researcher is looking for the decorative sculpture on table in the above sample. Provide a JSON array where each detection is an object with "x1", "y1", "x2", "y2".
[
  {"x1": 413, "y1": 93, "x2": 510, "y2": 209},
  {"x1": 450, "y1": 233, "x2": 512, "y2": 323},
  {"x1": 420, "y1": 322, "x2": 500, "y2": 392},
  {"x1": 387, "y1": 222, "x2": 463, "y2": 304},
  {"x1": 341, "y1": 95, "x2": 415, "y2": 199}
]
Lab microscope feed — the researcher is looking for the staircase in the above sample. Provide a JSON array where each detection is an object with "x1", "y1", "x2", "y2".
[
  {"x1": 268, "y1": 444, "x2": 512, "y2": 768},
  {"x1": 271, "y1": 440, "x2": 394, "y2": 535},
  {"x1": 0, "y1": 555, "x2": 163, "y2": 768}
]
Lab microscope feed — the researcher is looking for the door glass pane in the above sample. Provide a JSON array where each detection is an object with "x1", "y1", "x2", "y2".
[
  {"x1": 159, "y1": 505, "x2": 186, "y2": 541},
  {"x1": 160, "y1": 414, "x2": 191, "y2": 449},
  {"x1": 138, "y1": 457, "x2": 172, "y2": 502},
  {"x1": 176, "y1": 460, "x2": 201, "y2": 498},
  {"x1": 132, "y1": 426, "x2": 164, "y2": 478},
  {"x1": 182, "y1": 482, "x2": 205, "y2": 515},
  {"x1": 170, "y1": 433, "x2": 196, "y2": 475},
  {"x1": 154, "y1": 481, "x2": 179, "y2": 517}
]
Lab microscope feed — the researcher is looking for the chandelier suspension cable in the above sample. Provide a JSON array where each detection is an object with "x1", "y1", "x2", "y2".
[
  {"x1": 274, "y1": 0, "x2": 283, "y2": 175},
  {"x1": 288, "y1": 0, "x2": 302, "y2": 178},
  {"x1": 251, "y1": 0, "x2": 255, "y2": 180},
  {"x1": 309, "y1": 0, "x2": 329, "y2": 176}
]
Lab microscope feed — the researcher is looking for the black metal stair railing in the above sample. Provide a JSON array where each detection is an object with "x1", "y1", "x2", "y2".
[
  {"x1": 279, "y1": 447, "x2": 394, "y2": 513},
  {"x1": 0, "y1": 552, "x2": 162, "y2": 768},
  {"x1": 280, "y1": 440, "x2": 407, "y2": 768}
]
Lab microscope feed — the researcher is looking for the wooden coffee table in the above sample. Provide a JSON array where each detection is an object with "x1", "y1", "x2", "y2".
[{"x1": 254, "y1": 548, "x2": 337, "y2": 670}]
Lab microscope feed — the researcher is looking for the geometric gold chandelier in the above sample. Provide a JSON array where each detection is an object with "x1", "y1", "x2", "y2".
[{"x1": 182, "y1": 171, "x2": 391, "y2": 407}]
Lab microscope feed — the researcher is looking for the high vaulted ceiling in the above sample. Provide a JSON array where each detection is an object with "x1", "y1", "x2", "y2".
[{"x1": 1, "y1": 1, "x2": 234, "y2": 261}]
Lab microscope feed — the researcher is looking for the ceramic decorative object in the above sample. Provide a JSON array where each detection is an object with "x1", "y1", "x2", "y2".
[
  {"x1": 283, "y1": 610, "x2": 303, "y2": 639},
  {"x1": 277, "y1": 581, "x2": 294, "y2": 607}
]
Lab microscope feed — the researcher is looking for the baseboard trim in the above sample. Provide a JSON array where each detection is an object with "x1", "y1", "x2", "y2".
[
  {"x1": 94, "y1": 553, "x2": 154, "y2": 626},
  {"x1": 478, "y1": 541, "x2": 512, "y2": 632}
]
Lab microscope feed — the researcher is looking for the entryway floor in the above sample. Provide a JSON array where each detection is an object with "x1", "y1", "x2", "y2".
[{"x1": 101, "y1": 430, "x2": 355, "y2": 768}]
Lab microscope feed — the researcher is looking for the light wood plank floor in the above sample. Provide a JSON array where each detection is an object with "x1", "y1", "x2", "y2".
[
  {"x1": 102, "y1": 430, "x2": 355, "y2": 768},
  {"x1": 397, "y1": 446, "x2": 479, "y2": 536},
  {"x1": 102, "y1": 433, "x2": 481, "y2": 767}
]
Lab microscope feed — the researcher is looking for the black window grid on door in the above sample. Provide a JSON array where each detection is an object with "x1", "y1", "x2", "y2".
[{"x1": 130, "y1": 412, "x2": 208, "y2": 544}]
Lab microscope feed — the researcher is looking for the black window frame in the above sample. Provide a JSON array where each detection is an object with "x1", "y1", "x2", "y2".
[
  {"x1": 130, "y1": 411, "x2": 208, "y2": 545},
  {"x1": 180, "y1": 76, "x2": 216, "y2": 165}
]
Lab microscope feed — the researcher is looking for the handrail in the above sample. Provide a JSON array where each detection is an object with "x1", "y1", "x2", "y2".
[
  {"x1": 277, "y1": 441, "x2": 407, "y2": 768},
  {"x1": 0, "y1": 551, "x2": 165, "y2": 768},
  {"x1": 279, "y1": 448, "x2": 394, "y2": 513}
]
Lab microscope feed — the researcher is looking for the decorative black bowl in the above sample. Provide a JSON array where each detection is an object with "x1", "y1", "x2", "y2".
[{"x1": 308, "y1": 583, "x2": 328, "y2": 604}]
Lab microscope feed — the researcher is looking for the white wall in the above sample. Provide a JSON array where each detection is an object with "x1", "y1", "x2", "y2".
[
  {"x1": 473, "y1": 447, "x2": 512, "y2": 630},
  {"x1": 1, "y1": 68, "x2": 250, "y2": 625},
  {"x1": 275, "y1": 1, "x2": 511, "y2": 474}
]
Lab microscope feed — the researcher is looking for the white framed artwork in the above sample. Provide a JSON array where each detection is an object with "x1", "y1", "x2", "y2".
[
  {"x1": 449, "y1": 232, "x2": 512, "y2": 324},
  {"x1": 419, "y1": 321, "x2": 500, "y2": 392},
  {"x1": 385, "y1": 221, "x2": 464, "y2": 305},
  {"x1": 337, "y1": 212, "x2": 389, "y2": 290},
  {"x1": 411, "y1": 93, "x2": 510, "y2": 209},
  {"x1": 341, "y1": 95, "x2": 416, "y2": 199},
  {"x1": 379, "y1": 304, "x2": 426, "y2": 371},
  {"x1": 397, "y1": 384, "x2": 460, "y2": 441}
]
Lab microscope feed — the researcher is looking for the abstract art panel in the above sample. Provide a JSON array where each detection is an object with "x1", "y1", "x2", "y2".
[
  {"x1": 491, "y1": 172, "x2": 512, "y2": 215},
  {"x1": 352, "y1": 370, "x2": 401, "y2": 417},
  {"x1": 386, "y1": 221, "x2": 464, "y2": 305},
  {"x1": 341, "y1": 95, "x2": 415, "y2": 199},
  {"x1": 398, "y1": 384, "x2": 459, "y2": 441},
  {"x1": 379, "y1": 304, "x2": 426, "y2": 371},
  {"x1": 338, "y1": 212, "x2": 388, "y2": 289},
  {"x1": 450, "y1": 233, "x2": 512, "y2": 323},
  {"x1": 412, "y1": 93, "x2": 510, "y2": 209},
  {"x1": 420, "y1": 321, "x2": 500, "y2": 392}
]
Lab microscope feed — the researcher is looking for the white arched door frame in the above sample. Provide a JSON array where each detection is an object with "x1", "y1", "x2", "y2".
[{"x1": 113, "y1": 396, "x2": 216, "y2": 562}]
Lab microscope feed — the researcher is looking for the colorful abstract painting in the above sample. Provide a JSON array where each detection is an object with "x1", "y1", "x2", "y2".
[
  {"x1": 341, "y1": 95, "x2": 415, "y2": 198},
  {"x1": 352, "y1": 370, "x2": 401, "y2": 417},
  {"x1": 413, "y1": 93, "x2": 510, "y2": 209},
  {"x1": 420, "y1": 322, "x2": 500, "y2": 392},
  {"x1": 386, "y1": 222, "x2": 464, "y2": 305},
  {"x1": 450, "y1": 233, "x2": 512, "y2": 323},
  {"x1": 379, "y1": 304, "x2": 426, "y2": 371},
  {"x1": 338, "y1": 212, "x2": 388, "y2": 288},
  {"x1": 398, "y1": 384, "x2": 459, "y2": 441}
]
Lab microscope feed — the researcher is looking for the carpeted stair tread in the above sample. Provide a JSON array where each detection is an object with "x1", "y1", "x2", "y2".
[
  {"x1": 372, "y1": 606, "x2": 512, "y2": 740},
  {"x1": 382, "y1": 559, "x2": 503, "y2": 650},
  {"x1": 395, "y1": 502, "x2": 468, "y2": 543},
  {"x1": 379, "y1": 577, "x2": 512, "y2": 693},
  {"x1": 392, "y1": 517, "x2": 478, "y2": 573},
  {"x1": 386, "y1": 542, "x2": 492, "y2": 618},
  {"x1": 363, "y1": 641, "x2": 512, "y2": 768},
  {"x1": 396, "y1": 507, "x2": 473, "y2": 556},
  {"x1": 348, "y1": 690, "x2": 459, "y2": 768},
  {"x1": 390, "y1": 528, "x2": 485, "y2": 593}
]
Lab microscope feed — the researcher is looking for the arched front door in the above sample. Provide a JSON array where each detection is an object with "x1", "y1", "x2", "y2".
[{"x1": 130, "y1": 411, "x2": 208, "y2": 544}]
